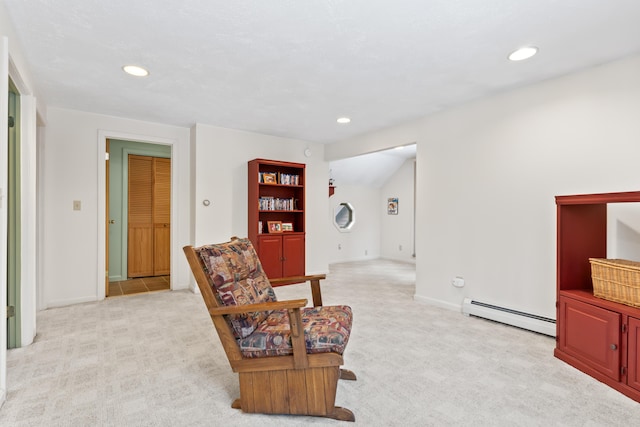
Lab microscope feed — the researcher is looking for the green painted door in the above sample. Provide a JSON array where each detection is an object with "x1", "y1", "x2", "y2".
[{"x1": 7, "y1": 82, "x2": 20, "y2": 349}]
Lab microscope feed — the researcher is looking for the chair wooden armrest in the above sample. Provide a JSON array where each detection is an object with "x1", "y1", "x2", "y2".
[
  {"x1": 269, "y1": 274, "x2": 326, "y2": 285},
  {"x1": 210, "y1": 298, "x2": 309, "y2": 369},
  {"x1": 270, "y1": 274, "x2": 327, "y2": 307},
  {"x1": 208, "y1": 299, "x2": 307, "y2": 316}
]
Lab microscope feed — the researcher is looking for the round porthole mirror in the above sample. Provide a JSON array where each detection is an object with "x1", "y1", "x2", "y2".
[{"x1": 333, "y1": 202, "x2": 355, "y2": 232}]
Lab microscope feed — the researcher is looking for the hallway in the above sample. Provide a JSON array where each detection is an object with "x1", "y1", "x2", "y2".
[{"x1": 108, "y1": 276, "x2": 170, "y2": 296}]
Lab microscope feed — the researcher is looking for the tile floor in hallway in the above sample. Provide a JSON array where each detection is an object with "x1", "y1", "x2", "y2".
[{"x1": 108, "y1": 275, "x2": 170, "y2": 296}]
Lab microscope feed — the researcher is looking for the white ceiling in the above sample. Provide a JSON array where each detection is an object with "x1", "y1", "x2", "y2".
[{"x1": 4, "y1": 0, "x2": 640, "y2": 145}]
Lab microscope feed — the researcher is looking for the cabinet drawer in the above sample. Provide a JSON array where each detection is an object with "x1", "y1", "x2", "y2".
[{"x1": 558, "y1": 296, "x2": 621, "y2": 381}]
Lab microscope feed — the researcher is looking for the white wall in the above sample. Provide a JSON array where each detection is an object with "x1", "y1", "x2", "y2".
[
  {"x1": 380, "y1": 159, "x2": 415, "y2": 262},
  {"x1": 328, "y1": 184, "x2": 380, "y2": 263},
  {"x1": 190, "y1": 123, "x2": 330, "y2": 277},
  {"x1": 416, "y1": 54, "x2": 640, "y2": 317},
  {"x1": 41, "y1": 108, "x2": 191, "y2": 307},
  {"x1": 326, "y1": 53, "x2": 640, "y2": 319},
  {"x1": 39, "y1": 112, "x2": 331, "y2": 306},
  {"x1": 608, "y1": 204, "x2": 640, "y2": 259}
]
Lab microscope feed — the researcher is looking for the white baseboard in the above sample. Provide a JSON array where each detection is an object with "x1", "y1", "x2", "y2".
[
  {"x1": 46, "y1": 295, "x2": 98, "y2": 309},
  {"x1": 380, "y1": 256, "x2": 416, "y2": 265},
  {"x1": 329, "y1": 256, "x2": 379, "y2": 264},
  {"x1": 413, "y1": 294, "x2": 461, "y2": 312}
]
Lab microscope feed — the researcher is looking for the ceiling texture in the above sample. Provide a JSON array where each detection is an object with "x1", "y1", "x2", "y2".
[{"x1": 4, "y1": 0, "x2": 640, "y2": 145}]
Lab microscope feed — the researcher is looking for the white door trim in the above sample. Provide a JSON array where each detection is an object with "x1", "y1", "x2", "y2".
[
  {"x1": 97, "y1": 131, "x2": 179, "y2": 300},
  {"x1": 0, "y1": 35, "x2": 10, "y2": 408}
]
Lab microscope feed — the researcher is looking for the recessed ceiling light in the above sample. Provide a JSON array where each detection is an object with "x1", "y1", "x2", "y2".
[
  {"x1": 508, "y1": 46, "x2": 538, "y2": 61},
  {"x1": 337, "y1": 117, "x2": 351, "y2": 124},
  {"x1": 122, "y1": 65, "x2": 149, "y2": 77}
]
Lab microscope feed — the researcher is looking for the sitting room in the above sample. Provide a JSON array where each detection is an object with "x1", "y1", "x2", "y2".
[{"x1": 2, "y1": 1, "x2": 640, "y2": 425}]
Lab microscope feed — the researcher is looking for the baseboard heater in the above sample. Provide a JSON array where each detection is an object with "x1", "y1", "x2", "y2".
[{"x1": 462, "y1": 298, "x2": 556, "y2": 337}]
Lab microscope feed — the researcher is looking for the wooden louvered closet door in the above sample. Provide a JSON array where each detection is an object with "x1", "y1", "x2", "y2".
[
  {"x1": 153, "y1": 158, "x2": 171, "y2": 275},
  {"x1": 128, "y1": 155, "x2": 171, "y2": 277}
]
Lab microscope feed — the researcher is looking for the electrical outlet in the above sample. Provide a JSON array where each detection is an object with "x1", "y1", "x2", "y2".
[
  {"x1": 399, "y1": 244, "x2": 402, "y2": 251},
  {"x1": 73, "y1": 200, "x2": 82, "y2": 211},
  {"x1": 338, "y1": 244, "x2": 342, "y2": 250},
  {"x1": 452, "y1": 277, "x2": 465, "y2": 288}
]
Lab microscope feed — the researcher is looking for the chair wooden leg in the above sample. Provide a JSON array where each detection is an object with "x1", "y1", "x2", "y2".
[
  {"x1": 328, "y1": 407, "x2": 356, "y2": 422},
  {"x1": 339, "y1": 368, "x2": 357, "y2": 381},
  {"x1": 237, "y1": 366, "x2": 354, "y2": 421}
]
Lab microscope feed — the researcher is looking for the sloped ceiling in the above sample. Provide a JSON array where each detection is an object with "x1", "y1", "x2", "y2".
[
  {"x1": 3, "y1": 0, "x2": 640, "y2": 144},
  {"x1": 330, "y1": 145, "x2": 416, "y2": 187}
]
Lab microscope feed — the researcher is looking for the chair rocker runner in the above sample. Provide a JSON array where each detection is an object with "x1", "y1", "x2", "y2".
[{"x1": 183, "y1": 237, "x2": 356, "y2": 421}]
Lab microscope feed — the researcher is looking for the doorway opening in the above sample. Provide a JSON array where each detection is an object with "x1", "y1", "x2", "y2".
[
  {"x1": 328, "y1": 144, "x2": 416, "y2": 263},
  {"x1": 106, "y1": 140, "x2": 171, "y2": 297}
]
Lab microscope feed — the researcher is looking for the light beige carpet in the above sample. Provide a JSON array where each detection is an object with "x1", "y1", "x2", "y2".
[{"x1": 1, "y1": 259, "x2": 639, "y2": 426}]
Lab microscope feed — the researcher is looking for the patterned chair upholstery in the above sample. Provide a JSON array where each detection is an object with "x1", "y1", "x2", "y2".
[
  {"x1": 183, "y1": 237, "x2": 356, "y2": 422},
  {"x1": 195, "y1": 238, "x2": 353, "y2": 358}
]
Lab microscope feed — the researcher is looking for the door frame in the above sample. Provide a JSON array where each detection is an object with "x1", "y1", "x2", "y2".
[
  {"x1": 7, "y1": 81, "x2": 21, "y2": 349},
  {"x1": 119, "y1": 148, "x2": 171, "y2": 280},
  {"x1": 97, "y1": 130, "x2": 178, "y2": 301},
  {"x1": 1, "y1": 35, "x2": 9, "y2": 407},
  {"x1": 1, "y1": 38, "x2": 39, "y2": 405}
]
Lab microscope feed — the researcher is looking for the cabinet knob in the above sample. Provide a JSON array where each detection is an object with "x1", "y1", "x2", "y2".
[{"x1": 610, "y1": 344, "x2": 617, "y2": 351}]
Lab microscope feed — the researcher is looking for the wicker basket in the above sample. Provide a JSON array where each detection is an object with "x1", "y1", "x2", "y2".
[{"x1": 589, "y1": 258, "x2": 640, "y2": 308}]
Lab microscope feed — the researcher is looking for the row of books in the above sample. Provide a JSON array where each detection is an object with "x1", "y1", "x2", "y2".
[
  {"x1": 259, "y1": 172, "x2": 300, "y2": 185},
  {"x1": 259, "y1": 197, "x2": 298, "y2": 211}
]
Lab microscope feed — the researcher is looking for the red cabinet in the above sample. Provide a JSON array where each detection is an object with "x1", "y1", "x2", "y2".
[
  {"x1": 558, "y1": 296, "x2": 620, "y2": 381},
  {"x1": 555, "y1": 191, "x2": 640, "y2": 403},
  {"x1": 248, "y1": 159, "x2": 306, "y2": 280},
  {"x1": 257, "y1": 233, "x2": 305, "y2": 279},
  {"x1": 282, "y1": 233, "x2": 305, "y2": 277}
]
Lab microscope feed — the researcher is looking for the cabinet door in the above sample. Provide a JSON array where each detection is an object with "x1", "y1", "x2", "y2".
[
  {"x1": 282, "y1": 234, "x2": 305, "y2": 277},
  {"x1": 628, "y1": 317, "x2": 640, "y2": 391},
  {"x1": 258, "y1": 235, "x2": 283, "y2": 278},
  {"x1": 558, "y1": 297, "x2": 621, "y2": 381}
]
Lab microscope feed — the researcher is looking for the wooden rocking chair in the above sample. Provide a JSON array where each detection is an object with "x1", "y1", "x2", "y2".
[{"x1": 183, "y1": 237, "x2": 356, "y2": 421}]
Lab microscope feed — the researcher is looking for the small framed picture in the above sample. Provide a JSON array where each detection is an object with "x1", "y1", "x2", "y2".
[
  {"x1": 281, "y1": 222, "x2": 293, "y2": 232},
  {"x1": 263, "y1": 173, "x2": 277, "y2": 184},
  {"x1": 387, "y1": 198, "x2": 398, "y2": 215},
  {"x1": 267, "y1": 221, "x2": 283, "y2": 233}
]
